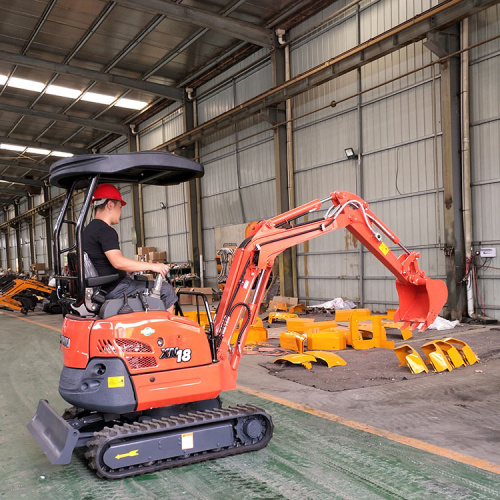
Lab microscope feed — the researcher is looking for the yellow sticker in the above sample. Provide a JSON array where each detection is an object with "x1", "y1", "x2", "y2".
[
  {"x1": 108, "y1": 376, "x2": 125, "y2": 388},
  {"x1": 181, "y1": 432, "x2": 194, "y2": 450},
  {"x1": 379, "y1": 242, "x2": 390, "y2": 255},
  {"x1": 115, "y1": 449, "x2": 138, "y2": 460}
]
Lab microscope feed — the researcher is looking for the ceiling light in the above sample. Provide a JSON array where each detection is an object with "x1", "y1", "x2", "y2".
[
  {"x1": 115, "y1": 98, "x2": 147, "y2": 110},
  {"x1": 51, "y1": 151, "x2": 74, "y2": 158},
  {"x1": 344, "y1": 147, "x2": 358, "y2": 160},
  {"x1": 0, "y1": 143, "x2": 26, "y2": 152},
  {"x1": 46, "y1": 85, "x2": 82, "y2": 99},
  {"x1": 26, "y1": 147, "x2": 51, "y2": 155},
  {"x1": 81, "y1": 92, "x2": 115, "y2": 105},
  {"x1": 8, "y1": 77, "x2": 45, "y2": 92}
]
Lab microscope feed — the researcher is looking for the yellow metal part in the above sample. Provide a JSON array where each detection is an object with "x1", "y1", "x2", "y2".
[
  {"x1": 181, "y1": 310, "x2": 215, "y2": 328},
  {"x1": 433, "y1": 340, "x2": 465, "y2": 368},
  {"x1": 307, "y1": 328, "x2": 347, "y2": 350},
  {"x1": 289, "y1": 304, "x2": 307, "y2": 314},
  {"x1": 442, "y1": 337, "x2": 479, "y2": 365},
  {"x1": 349, "y1": 312, "x2": 395, "y2": 349},
  {"x1": 385, "y1": 308, "x2": 397, "y2": 321},
  {"x1": 382, "y1": 321, "x2": 413, "y2": 340},
  {"x1": 393, "y1": 344, "x2": 429, "y2": 374},
  {"x1": 286, "y1": 317, "x2": 315, "y2": 332},
  {"x1": 230, "y1": 326, "x2": 268, "y2": 345},
  {"x1": 335, "y1": 308, "x2": 371, "y2": 322},
  {"x1": 303, "y1": 321, "x2": 338, "y2": 334},
  {"x1": 268, "y1": 301, "x2": 289, "y2": 312},
  {"x1": 274, "y1": 354, "x2": 317, "y2": 369},
  {"x1": 269, "y1": 312, "x2": 298, "y2": 323},
  {"x1": 306, "y1": 351, "x2": 346, "y2": 367},
  {"x1": 279, "y1": 331, "x2": 306, "y2": 353},
  {"x1": 421, "y1": 341, "x2": 453, "y2": 372}
]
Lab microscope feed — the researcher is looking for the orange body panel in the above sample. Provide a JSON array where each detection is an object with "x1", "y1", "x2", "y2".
[
  {"x1": 61, "y1": 315, "x2": 94, "y2": 368},
  {"x1": 133, "y1": 358, "x2": 237, "y2": 410}
]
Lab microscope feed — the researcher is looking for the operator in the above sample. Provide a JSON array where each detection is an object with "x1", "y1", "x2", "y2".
[{"x1": 82, "y1": 183, "x2": 177, "y2": 313}]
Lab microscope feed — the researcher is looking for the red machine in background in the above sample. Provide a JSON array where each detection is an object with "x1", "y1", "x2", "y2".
[{"x1": 28, "y1": 152, "x2": 447, "y2": 479}]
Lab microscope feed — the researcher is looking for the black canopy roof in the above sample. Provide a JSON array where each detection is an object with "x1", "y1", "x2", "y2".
[{"x1": 49, "y1": 151, "x2": 204, "y2": 189}]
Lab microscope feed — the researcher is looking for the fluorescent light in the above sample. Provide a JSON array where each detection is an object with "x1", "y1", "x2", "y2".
[
  {"x1": 51, "y1": 151, "x2": 74, "y2": 158},
  {"x1": 0, "y1": 75, "x2": 7, "y2": 85},
  {"x1": 8, "y1": 77, "x2": 45, "y2": 92},
  {"x1": 26, "y1": 147, "x2": 51, "y2": 155},
  {"x1": 81, "y1": 92, "x2": 115, "y2": 105},
  {"x1": 46, "y1": 85, "x2": 82, "y2": 99},
  {"x1": 0, "y1": 143, "x2": 25, "y2": 152},
  {"x1": 115, "y1": 98, "x2": 147, "y2": 110}
]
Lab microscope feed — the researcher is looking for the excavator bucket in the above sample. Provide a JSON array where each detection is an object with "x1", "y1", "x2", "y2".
[
  {"x1": 394, "y1": 278, "x2": 448, "y2": 332},
  {"x1": 393, "y1": 344, "x2": 428, "y2": 374},
  {"x1": 442, "y1": 337, "x2": 479, "y2": 365},
  {"x1": 27, "y1": 399, "x2": 80, "y2": 465}
]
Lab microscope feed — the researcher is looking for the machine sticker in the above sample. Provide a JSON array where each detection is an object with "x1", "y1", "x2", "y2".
[
  {"x1": 181, "y1": 432, "x2": 194, "y2": 450},
  {"x1": 115, "y1": 449, "x2": 139, "y2": 460},
  {"x1": 379, "y1": 242, "x2": 390, "y2": 255},
  {"x1": 159, "y1": 347, "x2": 192, "y2": 363},
  {"x1": 108, "y1": 376, "x2": 125, "y2": 388},
  {"x1": 141, "y1": 327, "x2": 155, "y2": 337}
]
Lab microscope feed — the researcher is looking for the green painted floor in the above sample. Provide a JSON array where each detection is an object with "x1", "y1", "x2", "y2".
[{"x1": 1, "y1": 312, "x2": 499, "y2": 499}]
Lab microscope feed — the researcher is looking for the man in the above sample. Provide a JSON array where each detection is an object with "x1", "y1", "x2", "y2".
[{"x1": 83, "y1": 183, "x2": 177, "y2": 313}]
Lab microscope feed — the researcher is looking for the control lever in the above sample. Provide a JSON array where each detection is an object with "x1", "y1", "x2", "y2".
[{"x1": 151, "y1": 274, "x2": 163, "y2": 300}]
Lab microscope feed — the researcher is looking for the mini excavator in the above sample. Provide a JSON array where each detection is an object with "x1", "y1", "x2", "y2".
[
  {"x1": 0, "y1": 274, "x2": 55, "y2": 314},
  {"x1": 28, "y1": 151, "x2": 447, "y2": 479}
]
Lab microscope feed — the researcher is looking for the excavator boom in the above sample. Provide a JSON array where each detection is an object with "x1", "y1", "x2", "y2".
[{"x1": 214, "y1": 191, "x2": 447, "y2": 371}]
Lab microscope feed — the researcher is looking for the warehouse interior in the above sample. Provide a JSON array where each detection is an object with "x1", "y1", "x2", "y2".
[{"x1": 0, "y1": 0, "x2": 499, "y2": 497}]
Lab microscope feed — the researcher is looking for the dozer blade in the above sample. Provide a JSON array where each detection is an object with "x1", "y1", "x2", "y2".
[
  {"x1": 27, "y1": 399, "x2": 80, "y2": 465},
  {"x1": 394, "y1": 278, "x2": 448, "y2": 332}
]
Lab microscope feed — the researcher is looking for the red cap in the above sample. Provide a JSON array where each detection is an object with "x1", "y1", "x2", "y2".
[{"x1": 92, "y1": 183, "x2": 126, "y2": 206}]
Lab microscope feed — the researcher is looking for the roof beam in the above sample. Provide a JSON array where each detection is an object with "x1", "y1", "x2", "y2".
[
  {"x1": 0, "y1": 103, "x2": 128, "y2": 135},
  {"x1": 0, "y1": 176, "x2": 44, "y2": 187},
  {"x1": 113, "y1": 0, "x2": 273, "y2": 48},
  {"x1": 0, "y1": 136, "x2": 87, "y2": 155},
  {"x1": 159, "y1": 0, "x2": 499, "y2": 151},
  {"x1": 0, "y1": 50, "x2": 184, "y2": 101}
]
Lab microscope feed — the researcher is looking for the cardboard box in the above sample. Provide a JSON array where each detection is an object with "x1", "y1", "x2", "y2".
[
  {"x1": 149, "y1": 251, "x2": 167, "y2": 262},
  {"x1": 137, "y1": 246, "x2": 155, "y2": 256},
  {"x1": 30, "y1": 263, "x2": 46, "y2": 271},
  {"x1": 191, "y1": 287, "x2": 215, "y2": 305},
  {"x1": 177, "y1": 287, "x2": 194, "y2": 305}
]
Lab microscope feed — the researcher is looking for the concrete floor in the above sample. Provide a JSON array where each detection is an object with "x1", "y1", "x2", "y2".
[{"x1": 0, "y1": 307, "x2": 499, "y2": 499}]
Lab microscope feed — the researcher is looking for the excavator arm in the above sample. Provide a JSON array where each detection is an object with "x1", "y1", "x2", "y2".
[{"x1": 213, "y1": 191, "x2": 447, "y2": 372}]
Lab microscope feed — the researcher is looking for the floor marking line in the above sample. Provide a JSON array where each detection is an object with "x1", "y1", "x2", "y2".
[
  {"x1": 2, "y1": 311, "x2": 61, "y2": 332},
  {"x1": 238, "y1": 384, "x2": 500, "y2": 475}
]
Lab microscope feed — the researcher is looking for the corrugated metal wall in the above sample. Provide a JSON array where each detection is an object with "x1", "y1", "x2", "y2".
[
  {"x1": 469, "y1": 4, "x2": 500, "y2": 318},
  {"x1": 197, "y1": 50, "x2": 275, "y2": 282}
]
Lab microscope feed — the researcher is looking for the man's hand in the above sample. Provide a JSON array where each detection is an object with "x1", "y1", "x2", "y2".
[{"x1": 151, "y1": 262, "x2": 170, "y2": 277}]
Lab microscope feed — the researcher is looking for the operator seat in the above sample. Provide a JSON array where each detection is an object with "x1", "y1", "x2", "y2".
[{"x1": 65, "y1": 251, "x2": 165, "y2": 318}]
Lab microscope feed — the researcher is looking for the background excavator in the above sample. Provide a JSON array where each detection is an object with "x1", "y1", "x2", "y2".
[{"x1": 28, "y1": 151, "x2": 447, "y2": 479}]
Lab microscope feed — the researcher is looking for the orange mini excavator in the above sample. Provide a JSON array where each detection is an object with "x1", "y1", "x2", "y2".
[{"x1": 28, "y1": 151, "x2": 447, "y2": 479}]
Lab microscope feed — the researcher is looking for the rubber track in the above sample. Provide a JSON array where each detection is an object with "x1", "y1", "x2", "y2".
[{"x1": 85, "y1": 404, "x2": 273, "y2": 479}]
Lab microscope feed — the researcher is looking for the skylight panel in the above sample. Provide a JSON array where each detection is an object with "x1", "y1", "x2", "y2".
[
  {"x1": 46, "y1": 85, "x2": 82, "y2": 99},
  {"x1": 51, "y1": 151, "x2": 74, "y2": 158},
  {"x1": 8, "y1": 77, "x2": 45, "y2": 92},
  {"x1": 26, "y1": 147, "x2": 51, "y2": 155},
  {"x1": 0, "y1": 75, "x2": 7, "y2": 85},
  {"x1": 81, "y1": 92, "x2": 116, "y2": 105},
  {"x1": 115, "y1": 98, "x2": 148, "y2": 110},
  {"x1": 0, "y1": 143, "x2": 26, "y2": 152}
]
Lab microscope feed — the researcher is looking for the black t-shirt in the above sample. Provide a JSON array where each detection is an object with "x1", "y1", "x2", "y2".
[{"x1": 83, "y1": 219, "x2": 127, "y2": 290}]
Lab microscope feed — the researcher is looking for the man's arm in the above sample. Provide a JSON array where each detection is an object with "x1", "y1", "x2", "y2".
[{"x1": 105, "y1": 249, "x2": 169, "y2": 277}]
